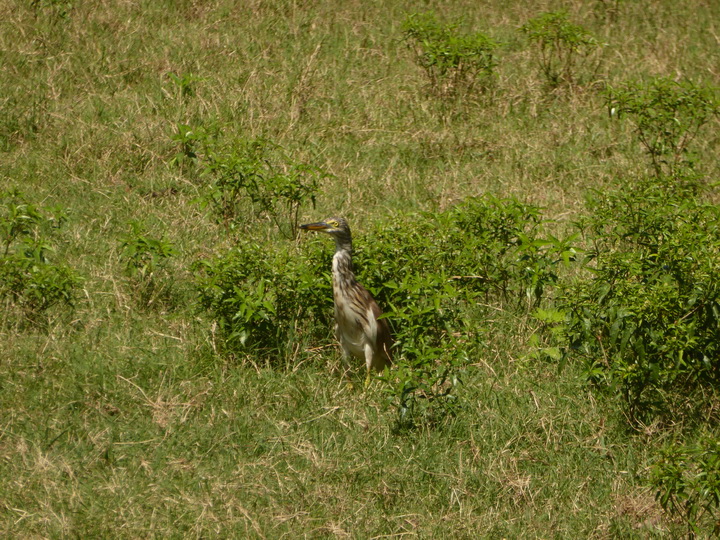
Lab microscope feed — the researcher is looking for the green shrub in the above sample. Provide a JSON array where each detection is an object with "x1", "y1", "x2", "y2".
[
  {"x1": 193, "y1": 240, "x2": 333, "y2": 362},
  {"x1": 0, "y1": 190, "x2": 79, "y2": 327},
  {"x1": 0, "y1": 240, "x2": 79, "y2": 319},
  {"x1": 358, "y1": 196, "x2": 573, "y2": 429},
  {"x1": 520, "y1": 10, "x2": 600, "y2": 88},
  {"x1": 606, "y1": 78, "x2": 720, "y2": 177},
  {"x1": 171, "y1": 127, "x2": 328, "y2": 239},
  {"x1": 168, "y1": 122, "x2": 327, "y2": 238},
  {"x1": 358, "y1": 195, "x2": 574, "y2": 311},
  {"x1": 652, "y1": 436, "x2": 720, "y2": 536},
  {"x1": 1, "y1": 191, "x2": 45, "y2": 256},
  {"x1": 169, "y1": 123, "x2": 213, "y2": 171},
  {"x1": 119, "y1": 221, "x2": 178, "y2": 309},
  {"x1": 402, "y1": 11, "x2": 499, "y2": 97},
  {"x1": 561, "y1": 176, "x2": 720, "y2": 423}
]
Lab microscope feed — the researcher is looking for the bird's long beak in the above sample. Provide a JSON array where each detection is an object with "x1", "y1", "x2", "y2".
[{"x1": 299, "y1": 221, "x2": 329, "y2": 231}]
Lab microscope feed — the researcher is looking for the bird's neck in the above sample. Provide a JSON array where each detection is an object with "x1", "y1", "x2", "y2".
[
  {"x1": 332, "y1": 245, "x2": 356, "y2": 284},
  {"x1": 333, "y1": 236, "x2": 352, "y2": 254}
]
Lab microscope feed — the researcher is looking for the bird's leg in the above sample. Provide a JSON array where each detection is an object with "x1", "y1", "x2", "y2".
[
  {"x1": 364, "y1": 345, "x2": 374, "y2": 388},
  {"x1": 341, "y1": 351, "x2": 354, "y2": 390}
]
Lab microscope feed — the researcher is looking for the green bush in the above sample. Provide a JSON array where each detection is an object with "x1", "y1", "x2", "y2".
[
  {"x1": 652, "y1": 436, "x2": 720, "y2": 536},
  {"x1": 168, "y1": 122, "x2": 328, "y2": 238},
  {"x1": 119, "y1": 220, "x2": 178, "y2": 308},
  {"x1": 193, "y1": 239, "x2": 333, "y2": 362},
  {"x1": 0, "y1": 190, "x2": 80, "y2": 327},
  {"x1": 203, "y1": 136, "x2": 327, "y2": 239},
  {"x1": 606, "y1": 78, "x2": 720, "y2": 177},
  {"x1": 1, "y1": 191, "x2": 45, "y2": 256},
  {"x1": 561, "y1": 176, "x2": 720, "y2": 423},
  {"x1": 402, "y1": 11, "x2": 499, "y2": 97},
  {"x1": 358, "y1": 195, "x2": 574, "y2": 311},
  {"x1": 0, "y1": 240, "x2": 79, "y2": 318},
  {"x1": 520, "y1": 10, "x2": 600, "y2": 88},
  {"x1": 360, "y1": 197, "x2": 573, "y2": 429},
  {"x1": 169, "y1": 123, "x2": 213, "y2": 171}
]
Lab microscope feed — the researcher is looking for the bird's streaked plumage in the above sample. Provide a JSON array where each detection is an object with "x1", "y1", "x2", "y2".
[{"x1": 300, "y1": 217, "x2": 392, "y2": 384}]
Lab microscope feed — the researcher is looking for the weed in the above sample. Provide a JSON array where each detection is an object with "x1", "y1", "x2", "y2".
[
  {"x1": 560, "y1": 175, "x2": 720, "y2": 424},
  {"x1": 520, "y1": 10, "x2": 601, "y2": 89},
  {"x1": 168, "y1": 122, "x2": 326, "y2": 238},
  {"x1": 402, "y1": 11, "x2": 499, "y2": 97},
  {"x1": 606, "y1": 78, "x2": 720, "y2": 177},
  {"x1": 119, "y1": 221, "x2": 178, "y2": 308},
  {"x1": 358, "y1": 197, "x2": 573, "y2": 429},
  {"x1": 652, "y1": 436, "x2": 720, "y2": 536},
  {"x1": 0, "y1": 190, "x2": 79, "y2": 327},
  {"x1": 169, "y1": 123, "x2": 214, "y2": 171},
  {"x1": 1, "y1": 190, "x2": 45, "y2": 256},
  {"x1": 193, "y1": 239, "x2": 333, "y2": 363},
  {"x1": 359, "y1": 196, "x2": 573, "y2": 310},
  {"x1": 193, "y1": 135, "x2": 327, "y2": 239}
]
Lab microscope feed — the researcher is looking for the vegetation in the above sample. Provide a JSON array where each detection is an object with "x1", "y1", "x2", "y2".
[
  {"x1": 520, "y1": 9, "x2": 601, "y2": 89},
  {"x1": 562, "y1": 175, "x2": 720, "y2": 424},
  {"x1": 606, "y1": 78, "x2": 720, "y2": 176},
  {"x1": 1, "y1": 0, "x2": 720, "y2": 536},
  {"x1": 0, "y1": 190, "x2": 80, "y2": 328},
  {"x1": 119, "y1": 220, "x2": 178, "y2": 308},
  {"x1": 402, "y1": 12, "x2": 499, "y2": 97}
]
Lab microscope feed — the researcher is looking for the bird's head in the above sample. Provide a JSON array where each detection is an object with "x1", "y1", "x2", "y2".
[
  {"x1": 300, "y1": 217, "x2": 350, "y2": 236},
  {"x1": 300, "y1": 217, "x2": 352, "y2": 249}
]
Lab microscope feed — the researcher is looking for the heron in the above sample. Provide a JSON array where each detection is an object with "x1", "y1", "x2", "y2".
[{"x1": 300, "y1": 217, "x2": 392, "y2": 386}]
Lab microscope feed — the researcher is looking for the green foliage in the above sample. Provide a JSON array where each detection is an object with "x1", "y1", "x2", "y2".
[
  {"x1": 1, "y1": 191, "x2": 45, "y2": 256},
  {"x1": 169, "y1": 123, "x2": 213, "y2": 171},
  {"x1": 167, "y1": 72, "x2": 202, "y2": 99},
  {"x1": 606, "y1": 78, "x2": 720, "y2": 176},
  {"x1": 203, "y1": 138, "x2": 327, "y2": 239},
  {"x1": 193, "y1": 240, "x2": 333, "y2": 362},
  {"x1": 402, "y1": 11, "x2": 499, "y2": 97},
  {"x1": 561, "y1": 176, "x2": 720, "y2": 423},
  {"x1": 528, "y1": 307, "x2": 568, "y2": 363},
  {"x1": 170, "y1": 125, "x2": 327, "y2": 239},
  {"x1": 119, "y1": 221, "x2": 178, "y2": 308},
  {"x1": 652, "y1": 437, "x2": 720, "y2": 536},
  {"x1": 0, "y1": 190, "x2": 79, "y2": 326},
  {"x1": 0, "y1": 241, "x2": 79, "y2": 321},
  {"x1": 374, "y1": 268, "x2": 471, "y2": 432},
  {"x1": 358, "y1": 196, "x2": 574, "y2": 429},
  {"x1": 359, "y1": 195, "x2": 574, "y2": 311},
  {"x1": 521, "y1": 10, "x2": 600, "y2": 88}
]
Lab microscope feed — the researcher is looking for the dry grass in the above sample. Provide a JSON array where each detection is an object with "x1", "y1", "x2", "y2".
[{"x1": 1, "y1": 0, "x2": 719, "y2": 536}]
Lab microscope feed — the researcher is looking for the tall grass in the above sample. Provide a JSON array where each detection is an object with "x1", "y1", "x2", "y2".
[{"x1": 1, "y1": 0, "x2": 719, "y2": 536}]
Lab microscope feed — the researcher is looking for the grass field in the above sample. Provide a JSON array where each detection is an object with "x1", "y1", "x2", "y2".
[{"x1": 2, "y1": 0, "x2": 720, "y2": 537}]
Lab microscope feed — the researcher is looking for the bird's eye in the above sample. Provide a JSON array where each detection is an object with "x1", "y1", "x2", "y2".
[{"x1": 329, "y1": 220, "x2": 339, "y2": 227}]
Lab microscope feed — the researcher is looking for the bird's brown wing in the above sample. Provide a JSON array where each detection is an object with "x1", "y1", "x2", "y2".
[{"x1": 369, "y1": 298, "x2": 393, "y2": 366}]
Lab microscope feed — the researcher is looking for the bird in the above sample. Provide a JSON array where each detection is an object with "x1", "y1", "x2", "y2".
[{"x1": 300, "y1": 217, "x2": 392, "y2": 386}]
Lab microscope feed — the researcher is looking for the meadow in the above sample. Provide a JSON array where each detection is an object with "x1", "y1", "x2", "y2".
[{"x1": 2, "y1": 0, "x2": 720, "y2": 537}]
